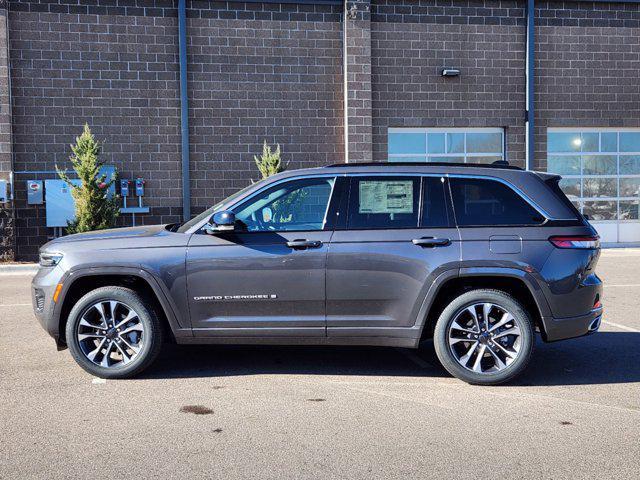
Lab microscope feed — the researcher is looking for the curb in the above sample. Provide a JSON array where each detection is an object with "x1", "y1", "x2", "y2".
[
  {"x1": 0, "y1": 263, "x2": 39, "y2": 275},
  {"x1": 600, "y1": 248, "x2": 640, "y2": 256}
]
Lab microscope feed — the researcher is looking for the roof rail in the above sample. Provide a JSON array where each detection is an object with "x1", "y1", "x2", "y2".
[{"x1": 325, "y1": 161, "x2": 523, "y2": 171}]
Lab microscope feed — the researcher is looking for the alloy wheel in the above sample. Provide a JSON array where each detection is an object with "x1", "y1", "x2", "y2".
[
  {"x1": 76, "y1": 300, "x2": 144, "y2": 368},
  {"x1": 447, "y1": 302, "x2": 522, "y2": 374}
]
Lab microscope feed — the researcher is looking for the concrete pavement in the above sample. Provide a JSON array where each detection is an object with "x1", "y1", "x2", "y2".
[{"x1": 1, "y1": 251, "x2": 639, "y2": 479}]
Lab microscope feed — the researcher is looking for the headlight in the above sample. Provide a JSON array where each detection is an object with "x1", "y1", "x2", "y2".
[{"x1": 39, "y1": 252, "x2": 63, "y2": 267}]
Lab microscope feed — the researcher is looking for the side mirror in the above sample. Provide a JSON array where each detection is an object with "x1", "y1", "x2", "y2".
[{"x1": 205, "y1": 210, "x2": 236, "y2": 234}]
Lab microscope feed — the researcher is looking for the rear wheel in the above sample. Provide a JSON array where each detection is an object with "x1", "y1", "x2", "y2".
[
  {"x1": 65, "y1": 287, "x2": 163, "y2": 379},
  {"x1": 433, "y1": 289, "x2": 534, "y2": 385}
]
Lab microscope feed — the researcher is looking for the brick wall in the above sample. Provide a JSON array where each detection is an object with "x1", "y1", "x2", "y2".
[
  {"x1": 5, "y1": 0, "x2": 640, "y2": 259},
  {"x1": 0, "y1": 1, "x2": 13, "y2": 261},
  {"x1": 346, "y1": 0, "x2": 373, "y2": 162},
  {"x1": 186, "y1": 0, "x2": 344, "y2": 214},
  {"x1": 9, "y1": 0, "x2": 182, "y2": 260},
  {"x1": 534, "y1": 1, "x2": 640, "y2": 170},
  {"x1": 370, "y1": 0, "x2": 527, "y2": 166}
]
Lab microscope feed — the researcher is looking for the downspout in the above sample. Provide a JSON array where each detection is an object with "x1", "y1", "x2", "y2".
[
  {"x1": 525, "y1": 0, "x2": 535, "y2": 170},
  {"x1": 4, "y1": 2, "x2": 16, "y2": 260},
  {"x1": 178, "y1": 0, "x2": 191, "y2": 220},
  {"x1": 343, "y1": 0, "x2": 349, "y2": 163}
]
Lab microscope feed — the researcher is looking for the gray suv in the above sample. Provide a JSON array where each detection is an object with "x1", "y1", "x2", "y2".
[{"x1": 32, "y1": 163, "x2": 603, "y2": 385}]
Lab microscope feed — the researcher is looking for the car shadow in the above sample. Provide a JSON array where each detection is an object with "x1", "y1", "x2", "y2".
[
  {"x1": 142, "y1": 343, "x2": 448, "y2": 380},
  {"x1": 509, "y1": 331, "x2": 640, "y2": 387},
  {"x1": 140, "y1": 332, "x2": 640, "y2": 387}
]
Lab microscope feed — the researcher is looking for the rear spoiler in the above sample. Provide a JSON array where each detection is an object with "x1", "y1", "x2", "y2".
[{"x1": 531, "y1": 170, "x2": 562, "y2": 183}]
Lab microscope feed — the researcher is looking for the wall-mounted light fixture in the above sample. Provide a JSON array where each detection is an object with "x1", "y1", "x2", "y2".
[{"x1": 441, "y1": 68, "x2": 460, "y2": 77}]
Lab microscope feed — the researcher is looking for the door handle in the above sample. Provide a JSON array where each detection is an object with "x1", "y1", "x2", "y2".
[
  {"x1": 412, "y1": 237, "x2": 451, "y2": 248},
  {"x1": 286, "y1": 239, "x2": 323, "y2": 250}
]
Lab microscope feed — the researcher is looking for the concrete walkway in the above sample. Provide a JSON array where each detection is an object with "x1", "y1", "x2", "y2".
[{"x1": 0, "y1": 263, "x2": 38, "y2": 275}]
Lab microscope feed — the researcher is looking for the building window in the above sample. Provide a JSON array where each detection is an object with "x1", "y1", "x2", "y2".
[
  {"x1": 388, "y1": 128, "x2": 504, "y2": 164},
  {"x1": 547, "y1": 129, "x2": 640, "y2": 221}
]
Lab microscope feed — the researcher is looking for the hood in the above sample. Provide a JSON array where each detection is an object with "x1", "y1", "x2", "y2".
[
  {"x1": 40, "y1": 224, "x2": 187, "y2": 254},
  {"x1": 47, "y1": 225, "x2": 168, "y2": 244}
]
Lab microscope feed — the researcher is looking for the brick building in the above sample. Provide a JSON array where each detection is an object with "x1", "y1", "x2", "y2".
[{"x1": 1, "y1": 0, "x2": 640, "y2": 261}]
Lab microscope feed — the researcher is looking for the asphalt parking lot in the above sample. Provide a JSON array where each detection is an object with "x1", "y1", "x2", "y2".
[{"x1": 1, "y1": 251, "x2": 639, "y2": 479}]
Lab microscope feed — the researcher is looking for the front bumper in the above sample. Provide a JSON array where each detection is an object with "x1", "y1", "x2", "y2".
[
  {"x1": 540, "y1": 306, "x2": 603, "y2": 342},
  {"x1": 31, "y1": 265, "x2": 66, "y2": 347}
]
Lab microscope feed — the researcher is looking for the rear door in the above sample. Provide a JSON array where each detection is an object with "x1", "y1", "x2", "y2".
[{"x1": 326, "y1": 175, "x2": 461, "y2": 338}]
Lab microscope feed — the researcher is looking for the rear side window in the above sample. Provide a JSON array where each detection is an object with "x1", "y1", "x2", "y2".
[
  {"x1": 450, "y1": 177, "x2": 545, "y2": 226},
  {"x1": 545, "y1": 177, "x2": 585, "y2": 223},
  {"x1": 348, "y1": 176, "x2": 420, "y2": 229}
]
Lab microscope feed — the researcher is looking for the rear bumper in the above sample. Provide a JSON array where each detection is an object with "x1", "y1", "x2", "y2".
[{"x1": 540, "y1": 306, "x2": 603, "y2": 342}]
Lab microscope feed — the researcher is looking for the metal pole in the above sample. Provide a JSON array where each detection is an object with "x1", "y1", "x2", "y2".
[
  {"x1": 343, "y1": 0, "x2": 349, "y2": 163},
  {"x1": 525, "y1": 0, "x2": 535, "y2": 170},
  {"x1": 178, "y1": 0, "x2": 191, "y2": 220}
]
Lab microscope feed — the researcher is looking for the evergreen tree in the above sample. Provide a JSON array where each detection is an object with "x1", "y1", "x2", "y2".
[
  {"x1": 56, "y1": 124, "x2": 119, "y2": 234},
  {"x1": 254, "y1": 140, "x2": 286, "y2": 179}
]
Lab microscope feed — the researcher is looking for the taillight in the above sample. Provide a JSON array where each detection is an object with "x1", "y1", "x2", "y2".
[{"x1": 549, "y1": 235, "x2": 600, "y2": 249}]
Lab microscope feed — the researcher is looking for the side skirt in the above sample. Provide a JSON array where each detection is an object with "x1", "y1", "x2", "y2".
[{"x1": 177, "y1": 335, "x2": 418, "y2": 348}]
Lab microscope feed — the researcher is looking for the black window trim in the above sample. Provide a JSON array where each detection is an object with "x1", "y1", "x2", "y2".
[{"x1": 447, "y1": 174, "x2": 550, "y2": 228}]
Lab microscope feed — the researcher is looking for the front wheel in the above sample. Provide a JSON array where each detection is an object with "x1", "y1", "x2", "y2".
[
  {"x1": 65, "y1": 287, "x2": 163, "y2": 379},
  {"x1": 433, "y1": 289, "x2": 535, "y2": 385}
]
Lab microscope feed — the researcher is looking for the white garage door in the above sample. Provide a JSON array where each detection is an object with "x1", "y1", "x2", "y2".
[{"x1": 547, "y1": 128, "x2": 640, "y2": 244}]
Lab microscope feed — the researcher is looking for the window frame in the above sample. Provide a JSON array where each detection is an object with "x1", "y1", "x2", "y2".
[
  {"x1": 547, "y1": 127, "x2": 640, "y2": 223},
  {"x1": 341, "y1": 174, "x2": 454, "y2": 231},
  {"x1": 448, "y1": 175, "x2": 548, "y2": 228},
  {"x1": 387, "y1": 127, "x2": 505, "y2": 164},
  {"x1": 209, "y1": 175, "x2": 340, "y2": 234}
]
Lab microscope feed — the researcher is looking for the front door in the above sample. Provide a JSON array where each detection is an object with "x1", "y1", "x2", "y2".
[
  {"x1": 186, "y1": 176, "x2": 338, "y2": 336},
  {"x1": 326, "y1": 175, "x2": 461, "y2": 337}
]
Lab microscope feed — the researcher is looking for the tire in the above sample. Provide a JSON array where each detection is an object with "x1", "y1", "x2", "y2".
[
  {"x1": 433, "y1": 289, "x2": 535, "y2": 385},
  {"x1": 66, "y1": 286, "x2": 163, "y2": 379}
]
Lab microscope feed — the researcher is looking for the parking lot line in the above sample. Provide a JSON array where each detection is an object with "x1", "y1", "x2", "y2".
[
  {"x1": 602, "y1": 320, "x2": 640, "y2": 333},
  {"x1": 603, "y1": 284, "x2": 640, "y2": 288},
  {"x1": 0, "y1": 303, "x2": 31, "y2": 307}
]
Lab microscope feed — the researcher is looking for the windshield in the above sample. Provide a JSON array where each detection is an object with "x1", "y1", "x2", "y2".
[{"x1": 176, "y1": 180, "x2": 267, "y2": 233}]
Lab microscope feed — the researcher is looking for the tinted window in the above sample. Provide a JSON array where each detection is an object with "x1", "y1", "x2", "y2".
[
  {"x1": 234, "y1": 177, "x2": 335, "y2": 232},
  {"x1": 348, "y1": 177, "x2": 420, "y2": 229},
  {"x1": 450, "y1": 178, "x2": 544, "y2": 226},
  {"x1": 421, "y1": 177, "x2": 450, "y2": 227}
]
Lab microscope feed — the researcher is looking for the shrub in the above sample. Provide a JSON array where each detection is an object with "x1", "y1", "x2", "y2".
[
  {"x1": 56, "y1": 124, "x2": 119, "y2": 234},
  {"x1": 254, "y1": 140, "x2": 286, "y2": 179}
]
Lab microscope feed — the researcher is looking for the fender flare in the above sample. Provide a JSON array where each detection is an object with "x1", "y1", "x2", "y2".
[
  {"x1": 55, "y1": 265, "x2": 190, "y2": 339},
  {"x1": 414, "y1": 266, "x2": 552, "y2": 338}
]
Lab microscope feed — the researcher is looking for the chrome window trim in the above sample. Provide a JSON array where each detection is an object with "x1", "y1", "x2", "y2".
[
  {"x1": 446, "y1": 173, "x2": 553, "y2": 223},
  {"x1": 187, "y1": 173, "x2": 343, "y2": 234},
  {"x1": 187, "y1": 170, "x2": 574, "y2": 234}
]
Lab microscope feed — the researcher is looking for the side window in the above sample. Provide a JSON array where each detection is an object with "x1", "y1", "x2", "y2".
[
  {"x1": 421, "y1": 176, "x2": 450, "y2": 227},
  {"x1": 450, "y1": 177, "x2": 545, "y2": 226},
  {"x1": 347, "y1": 176, "x2": 420, "y2": 229},
  {"x1": 234, "y1": 177, "x2": 335, "y2": 232}
]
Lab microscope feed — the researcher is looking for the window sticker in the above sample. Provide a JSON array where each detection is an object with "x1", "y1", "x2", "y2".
[{"x1": 359, "y1": 181, "x2": 414, "y2": 214}]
